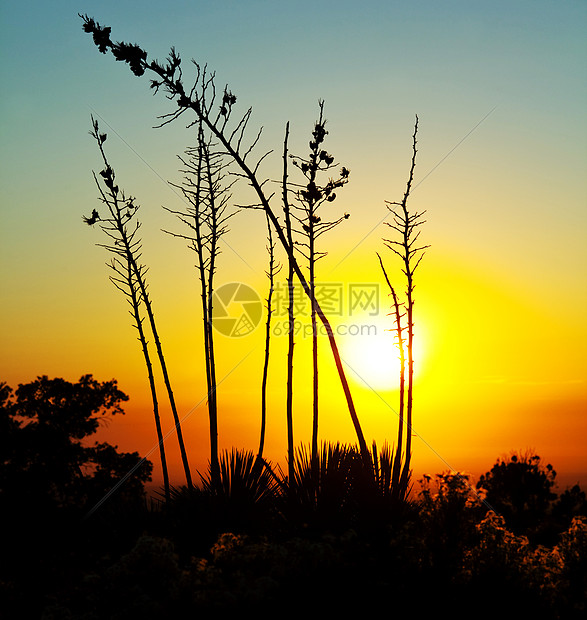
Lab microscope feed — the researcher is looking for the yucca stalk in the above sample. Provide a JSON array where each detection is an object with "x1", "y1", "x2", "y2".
[
  {"x1": 289, "y1": 101, "x2": 350, "y2": 476},
  {"x1": 79, "y1": 16, "x2": 371, "y2": 467},
  {"x1": 377, "y1": 253, "x2": 407, "y2": 500},
  {"x1": 84, "y1": 118, "x2": 171, "y2": 500},
  {"x1": 281, "y1": 122, "x2": 296, "y2": 485},
  {"x1": 165, "y1": 120, "x2": 234, "y2": 488},
  {"x1": 258, "y1": 211, "x2": 280, "y2": 464},
  {"x1": 383, "y1": 117, "x2": 429, "y2": 493},
  {"x1": 89, "y1": 119, "x2": 193, "y2": 489}
]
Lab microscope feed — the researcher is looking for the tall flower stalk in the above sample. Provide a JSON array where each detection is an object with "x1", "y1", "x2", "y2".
[
  {"x1": 165, "y1": 120, "x2": 234, "y2": 488},
  {"x1": 289, "y1": 101, "x2": 350, "y2": 476},
  {"x1": 258, "y1": 212, "x2": 281, "y2": 465},
  {"x1": 382, "y1": 117, "x2": 429, "y2": 492},
  {"x1": 377, "y1": 253, "x2": 406, "y2": 500},
  {"x1": 84, "y1": 119, "x2": 178, "y2": 497},
  {"x1": 281, "y1": 122, "x2": 296, "y2": 484}
]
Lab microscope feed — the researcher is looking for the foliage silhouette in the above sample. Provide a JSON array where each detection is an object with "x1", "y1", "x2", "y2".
[
  {"x1": 3, "y1": 397, "x2": 584, "y2": 620},
  {"x1": 477, "y1": 451, "x2": 558, "y2": 539},
  {"x1": 282, "y1": 442, "x2": 413, "y2": 536},
  {"x1": 553, "y1": 484, "x2": 587, "y2": 525},
  {"x1": 0, "y1": 374, "x2": 151, "y2": 512},
  {"x1": 0, "y1": 375, "x2": 153, "y2": 617},
  {"x1": 417, "y1": 471, "x2": 487, "y2": 574},
  {"x1": 164, "y1": 449, "x2": 281, "y2": 556}
]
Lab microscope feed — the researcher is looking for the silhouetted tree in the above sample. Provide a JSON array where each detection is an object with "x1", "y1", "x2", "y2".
[
  {"x1": 477, "y1": 451, "x2": 558, "y2": 536},
  {"x1": 85, "y1": 119, "x2": 193, "y2": 491},
  {"x1": 79, "y1": 15, "x2": 371, "y2": 466},
  {"x1": 553, "y1": 484, "x2": 587, "y2": 523},
  {"x1": 382, "y1": 117, "x2": 429, "y2": 492},
  {"x1": 289, "y1": 100, "x2": 350, "y2": 476},
  {"x1": 0, "y1": 375, "x2": 153, "y2": 618},
  {"x1": 0, "y1": 375, "x2": 152, "y2": 512}
]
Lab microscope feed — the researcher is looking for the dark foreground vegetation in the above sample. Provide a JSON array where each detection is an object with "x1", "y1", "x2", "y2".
[{"x1": 1, "y1": 376, "x2": 586, "y2": 619}]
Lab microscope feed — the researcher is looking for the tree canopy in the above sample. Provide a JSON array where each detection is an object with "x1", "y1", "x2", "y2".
[{"x1": 0, "y1": 374, "x2": 152, "y2": 513}]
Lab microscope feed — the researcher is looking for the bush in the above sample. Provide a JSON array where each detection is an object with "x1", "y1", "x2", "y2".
[{"x1": 476, "y1": 451, "x2": 557, "y2": 539}]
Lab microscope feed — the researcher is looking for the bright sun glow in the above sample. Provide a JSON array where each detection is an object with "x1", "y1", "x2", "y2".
[{"x1": 341, "y1": 316, "x2": 425, "y2": 392}]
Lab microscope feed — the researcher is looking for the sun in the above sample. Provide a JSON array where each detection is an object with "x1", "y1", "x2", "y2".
[{"x1": 341, "y1": 316, "x2": 424, "y2": 392}]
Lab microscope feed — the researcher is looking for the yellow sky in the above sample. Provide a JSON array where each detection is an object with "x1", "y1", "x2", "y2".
[{"x1": 81, "y1": 242, "x2": 586, "y2": 491}]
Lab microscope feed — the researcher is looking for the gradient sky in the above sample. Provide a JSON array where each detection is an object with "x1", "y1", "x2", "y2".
[{"x1": 1, "y1": 1, "x2": 586, "y2": 490}]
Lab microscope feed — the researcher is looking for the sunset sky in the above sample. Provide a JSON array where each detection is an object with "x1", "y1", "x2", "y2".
[{"x1": 1, "y1": 1, "x2": 586, "y2": 491}]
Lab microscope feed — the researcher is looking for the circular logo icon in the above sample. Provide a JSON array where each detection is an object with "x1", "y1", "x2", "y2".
[{"x1": 212, "y1": 282, "x2": 262, "y2": 337}]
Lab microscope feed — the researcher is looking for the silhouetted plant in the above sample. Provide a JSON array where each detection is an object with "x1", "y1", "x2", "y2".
[
  {"x1": 417, "y1": 471, "x2": 487, "y2": 573},
  {"x1": 0, "y1": 375, "x2": 152, "y2": 512},
  {"x1": 461, "y1": 511, "x2": 587, "y2": 617},
  {"x1": 79, "y1": 14, "x2": 370, "y2": 466},
  {"x1": 84, "y1": 120, "x2": 193, "y2": 493},
  {"x1": 198, "y1": 448, "x2": 281, "y2": 534},
  {"x1": 85, "y1": 120, "x2": 169, "y2": 499},
  {"x1": 289, "y1": 100, "x2": 350, "y2": 476},
  {"x1": 554, "y1": 515, "x2": 587, "y2": 615},
  {"x1": 381, "y1": 117, "x2": 429, "y2": 493},
  {"x1": 377, "y1": 253, "x2": 407, "y2": 500},
  {"x1": 477, "y1": 451, "x2": 558, "y2": 537},
  {"x1": 258, "y1": 213, "x2": 281, "y2": 465},
  {"x1": 281, "y1": 122, "x2": 296, "y2": 485},
  {"x1": 164, "y1": 119, "x2": 234, "y2": 488},
  {"x1": 283, "y1": 441, "x2": 412, "y2": 534},
  {"x1": 553, "y1": 484, "x2": 587, "y2": 526},
  {"x1": 286, "y1": 443, "x2": 361, "y2": 531},
  {"x1": 369, "y1": 440, "x2": 405, "y2": 504},
  {"x1": 0, "y1": 375, "x2": 154, "y2": 618}
]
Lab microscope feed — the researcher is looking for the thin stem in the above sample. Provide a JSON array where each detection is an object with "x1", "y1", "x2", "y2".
[
  {"x1": 124, "y1": 255, "x2": 171, "y2": 502},
  {"x1": 282, "y1": 122, "x2": 296, "y2": 485},
  {"x1": 258, "y1": 211, "x2": 278, "y2": 463},
  {"x1": 90, "y1": 119, "x2": 193, "y2": 489},
  {"x1": 377, "y1": 252, "x2": 406, "y2": 500}
]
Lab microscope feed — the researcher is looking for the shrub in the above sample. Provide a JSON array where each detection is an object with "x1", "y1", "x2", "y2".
[{"x1": 476, "y1": 451, "x2": 557, "y2": 538}]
